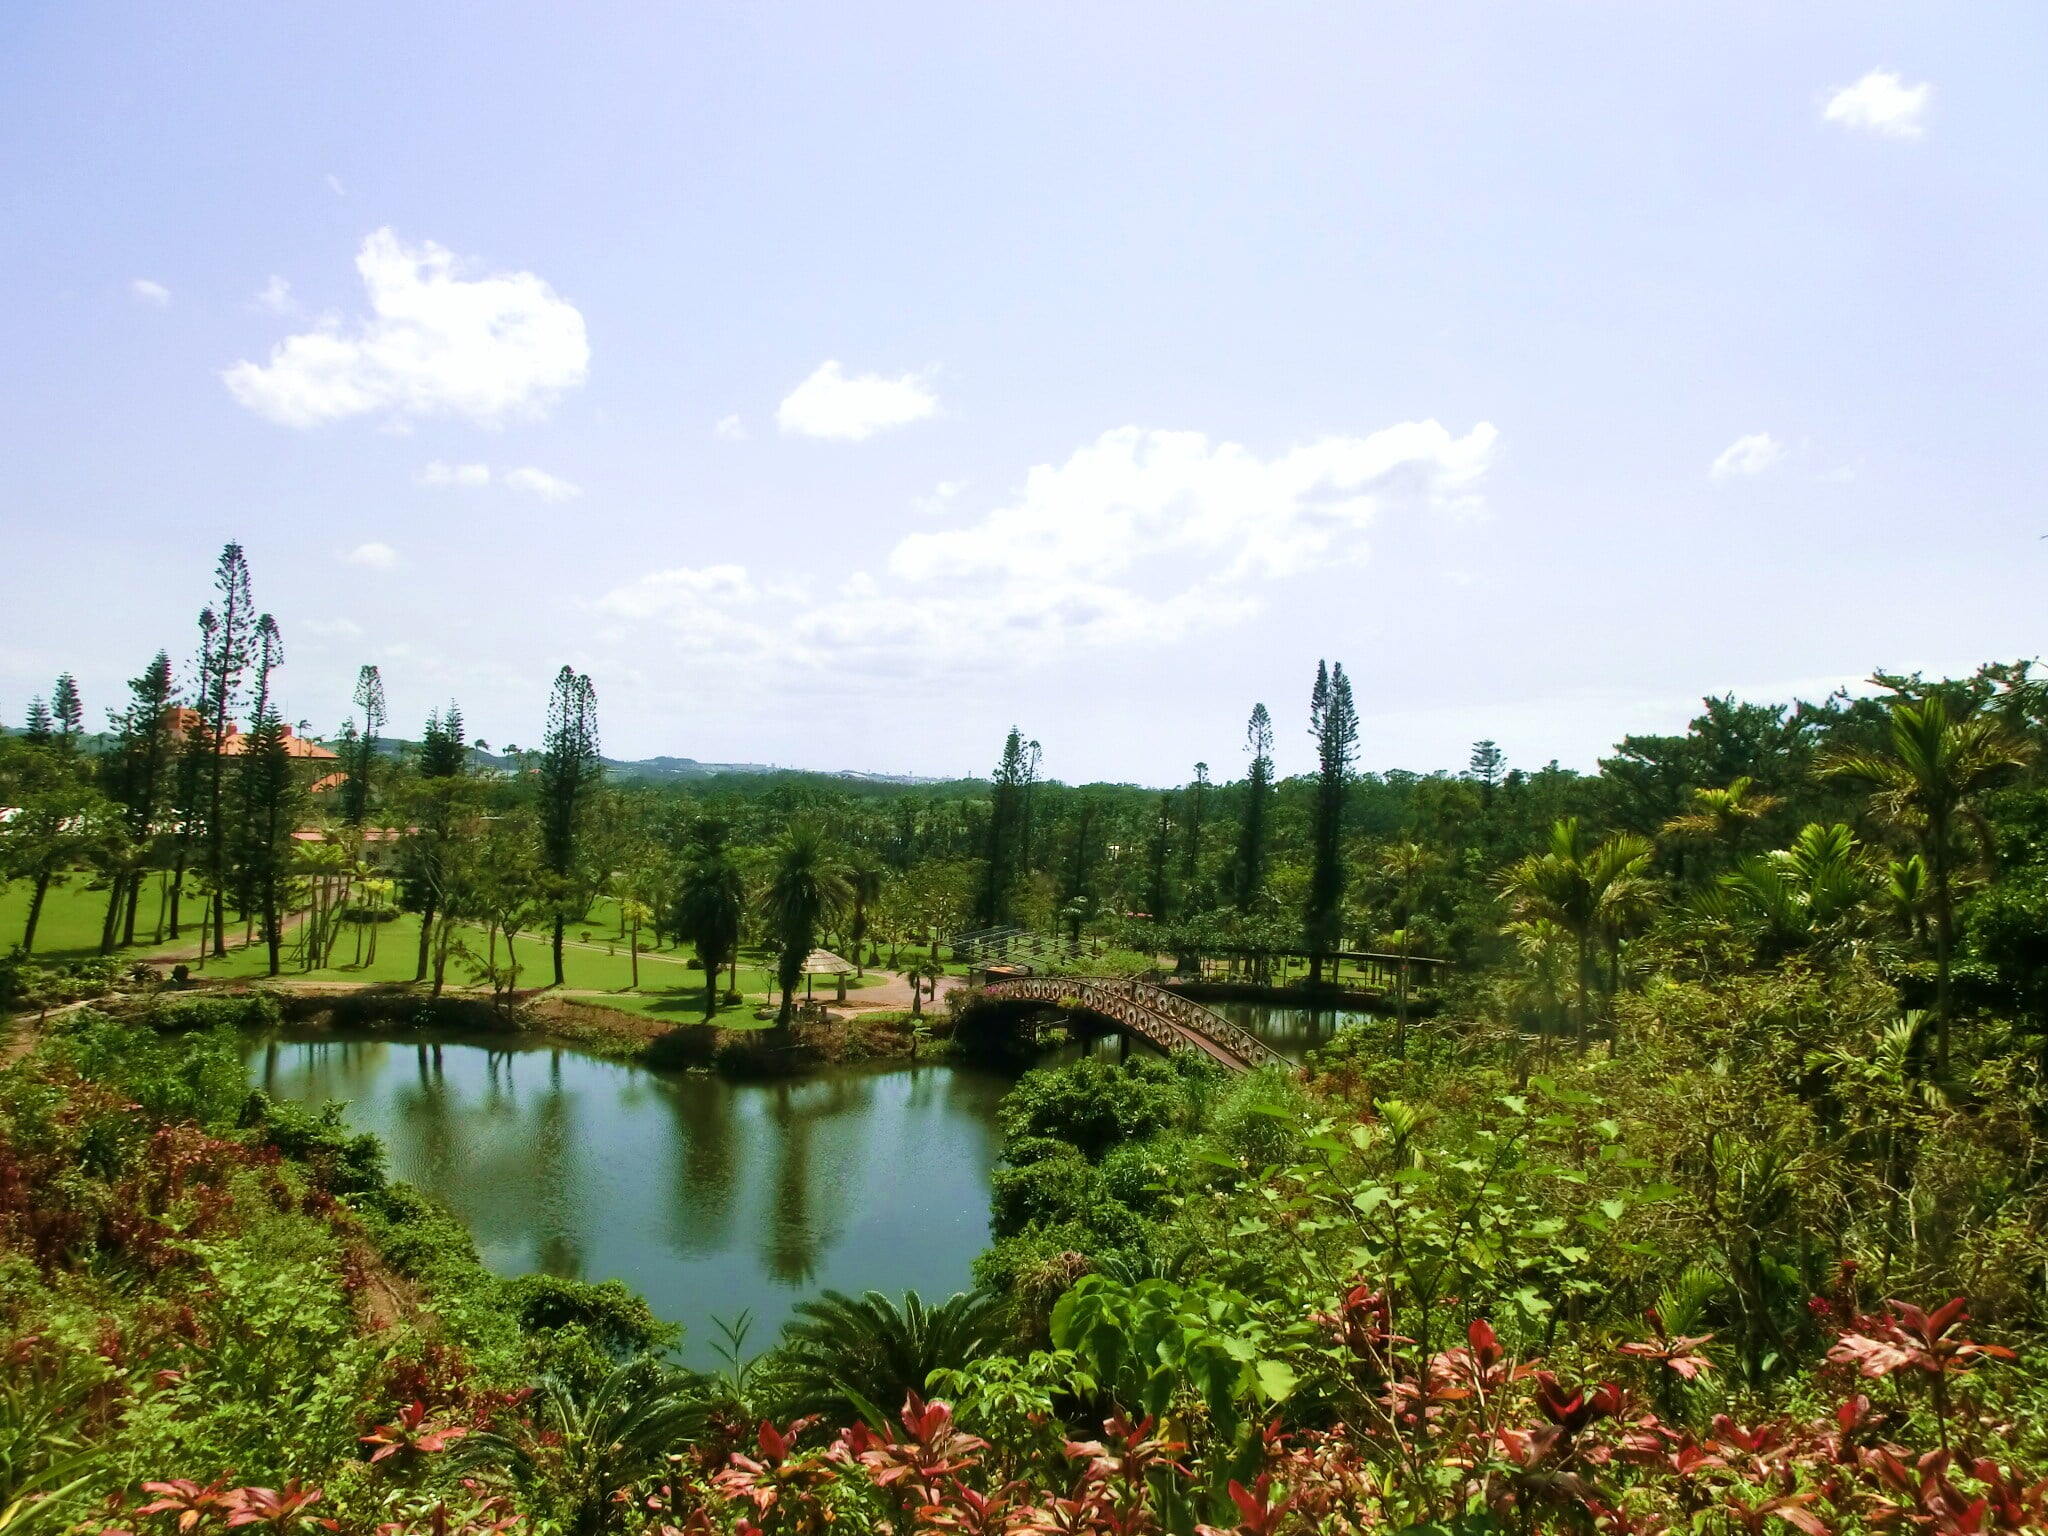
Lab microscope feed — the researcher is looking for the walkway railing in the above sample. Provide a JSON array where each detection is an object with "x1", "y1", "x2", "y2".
[{"x1": 979, "y1": 974, "x2": 1289, "y2": 1073}]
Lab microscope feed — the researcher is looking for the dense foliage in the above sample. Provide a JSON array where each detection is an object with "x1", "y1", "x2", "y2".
[{"x1": 11, "y1": 544, "x2": 2048, "y2": 1529}]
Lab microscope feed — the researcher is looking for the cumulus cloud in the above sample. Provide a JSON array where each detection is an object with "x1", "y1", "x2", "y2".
[
  {"x1": 776, "y1": 360, "x2": 937, "y2": 441},
  {"x1": 595, "y1": 417, "x2": 1497, "y2": 680},
  {"x1": 1825, "y1": 69, "x2": 1931, "y2": 138},
  {"x1": 1710, "y1": 432, "x2": 1785, "y2": 479},
  {"x1": 345, "y1": 542, "x2": 399, "y2": 569},
  {"x1": 714, "y1": 414, "x2": 747, "y2": 441},
  {"x1": 418, "y1": 460, "x2": 491, "y2": 488},
  {"x1": 255, "y1": 275, "x2": 295, "y2": 315},
  {"x1": 502, "y1": 466, "x2": 583, "y2": 501},
  {"x1": 130, "y1": 279, "x2": 169, "y2": 306},
  {"x1": 222, "y1": 228, "x2": 590, "y2": 428},
  {"x1": 892, "y1": 421, "x2": 1495, "y2": 587}
]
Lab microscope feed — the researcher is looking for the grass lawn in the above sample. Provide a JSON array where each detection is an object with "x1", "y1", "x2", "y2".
[
  {"x1": 0, "y1": 873, "x2": 221, "y2": 964},
  {"x1": 190, "y1": 908, "x2": 882, "y2": 1019}
]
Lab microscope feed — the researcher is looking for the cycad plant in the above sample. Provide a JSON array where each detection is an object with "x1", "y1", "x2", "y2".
[
  {"x1": 503, "y1": 1359, "x2": 706, "y2": 1536},
  {"x1": 1821, "y1": 695, "x2": 2033, "y2": 1068},
  {"x1": 772, "y1": 1288, "x2": 999, "y2": 1426}
]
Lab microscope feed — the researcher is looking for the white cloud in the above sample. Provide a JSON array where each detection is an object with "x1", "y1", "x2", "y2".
[
  {"x1": 255, "y1": 275, "x2": 295, "y2": 315},
  {"x1": 418, "y1": 460, "x2": 492, "y2": 488},
  {"x1": 892, "y1": 421, "x2": 1495, "y2": 587},
  {"x1": 326, "y1": 173, "x2": 347, "y2": 197},
  {"x1": 130, "y1": 278, "x2": 169, "y2": 306},
  {"x1": 915, "y1": 479, "x2": 968, "y2": 515},
  {"x1": 1710, "y1": 431, "x2": 1785, "y2": 479},
  {"x1": 222, "y1": 228, "x2": 590, "y2": 428},
  {"x1": 304, "y1": 617, "x2": 365, "y2": 640},
  {"x1": 594, "y1": 417, "x2": 1498, "y2": 683},
  {"x1": 714, "y1": 413, "x2": 747, "y2": 441},
  {"x1": 1825, "y1": 69, "x2": 1931, "y2": 139},
  {"x1": 503, "y1": 466, "x2": 583, "y2": 501},
  {"x1": 345, "y1": 541, "x2": 399, "y2": 569},
  {"x1": 776, "y1": 360, "x2": 938, "y2": 441}
]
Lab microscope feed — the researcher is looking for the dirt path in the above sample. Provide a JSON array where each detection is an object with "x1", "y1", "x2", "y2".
[{"x1": 831, "y1": 967, "x2": 964, "y2": 1013}]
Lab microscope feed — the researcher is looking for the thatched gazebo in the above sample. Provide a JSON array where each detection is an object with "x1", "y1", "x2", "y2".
[{"x1": 801, "y1": 948, "x2": 858, "y2": 1003}]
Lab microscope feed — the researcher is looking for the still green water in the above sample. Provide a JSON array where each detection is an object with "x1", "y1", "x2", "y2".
[
  {"x1": 245, "y1": 1035, "x2": 1011, "y2": 1366},
  {"x1": 1210, "y1": 1001, "x2": 1374, "y2": 1060},
  {"x1": 242, "y1": 1005, "x2": 1354, "y2": 1363}
]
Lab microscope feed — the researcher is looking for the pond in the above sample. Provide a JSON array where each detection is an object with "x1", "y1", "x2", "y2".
[
  {"x1": 245, "y1": 1035, "x2": 1011, "y2": 1367},
  {"x1": 1211, "y1": 1000, "x2": 1377, "y2": 1061}
]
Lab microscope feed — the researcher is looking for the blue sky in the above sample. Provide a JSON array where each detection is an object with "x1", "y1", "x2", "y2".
[{"x1": 3, "y1": 4, "x2": 2043, "y2": 784}]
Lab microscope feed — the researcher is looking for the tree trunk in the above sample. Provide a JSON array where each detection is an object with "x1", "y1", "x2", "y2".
[
  {"x1": 21, "y1": 870, "x2": 53, "y2": 954},
  {"x1": 414, "y1": 897, "x2": 436, "y2": 981},
  {"x1": 1932, "y1": 836, "x2": 1955, "y2": 1074},
  {"x1": 630, "y1": 920, "x2": 640, "y2": 989},
  {"x1": 703, "y1": 951, "x2": 718, "y2": 1021},
  {"x1": 552, "y1": 914, "x2": 566, "y2": 987},
  {"x1": 167, "y1": 849, "x2": 186, "y2": 939},
  {"x1": 1574, "y1": 930, "x2": 1591, "y2": 1047},
  {"x1": 123, "y1": 869, "x2": 144, "y2": 947},
  {"x1": 99, "y1": 877, "x2": 125, "y2": 955}
]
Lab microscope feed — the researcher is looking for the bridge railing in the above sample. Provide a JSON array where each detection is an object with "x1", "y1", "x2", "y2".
[{"x1": 993, "y1": 974, "x2": 1289, "y2": 1072}]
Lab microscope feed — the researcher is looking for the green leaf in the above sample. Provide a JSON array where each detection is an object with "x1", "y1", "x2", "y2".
[
  {"x1": 1255, "y1": 1358, "x2": 1298, "y2": 1402},
  {"x1": 1512, "y1": 1286, "x2": 1552, "y2": 1317}
]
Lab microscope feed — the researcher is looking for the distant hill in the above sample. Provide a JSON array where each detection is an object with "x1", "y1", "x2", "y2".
[{"x1": 355, "y1": 737, "x2": 944, "y2": 787}]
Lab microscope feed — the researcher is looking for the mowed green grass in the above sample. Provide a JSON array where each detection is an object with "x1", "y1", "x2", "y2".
[
  {"x1": 6, "y1": 873, "x2": 887, "y2": 1029},
  {"x1": 0, "y1": 874, "x2": 208, "y2": 963},
  {"x1": 183, "y1": 908, "x2": 880, "y2": 1020}
]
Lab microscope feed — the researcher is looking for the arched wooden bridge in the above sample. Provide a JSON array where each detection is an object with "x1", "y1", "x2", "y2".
[{"x1": 977, "y1": 975, "x2": 1289, "y2": 1073}]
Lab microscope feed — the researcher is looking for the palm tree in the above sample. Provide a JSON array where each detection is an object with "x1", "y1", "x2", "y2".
[
  {"x1": 845, "y1": 854, "x2": 886, "y2": 975},
  {"x1": 1497, "y1": 819, "x2": 1656, "y2": 1045},
  {"x1": 619, "y1": 897, "x2": 652, "y2": 990},
  {"x1": 1378, "y1": 841, "x2": 1441, "y2": 1056},
  {"x1": 1704, "y1": 822, "x2": 1872, "y2": 962},
  {"x1": 673, "y1": 844, "x2": 745, "y2": 1021},
  {"x1": 775, "y1": 1289, "x2": 998, "y2": 1425},
  {"x1": 763, "y1": 820, "x2": 851, "y2": 1028},
  {"x1": 908, "y1": 955, "x2": 944, "y2": 1017},
  {"x1": 1820, "y1": 695, "x2": 2033, "y2": 1069},
  {"x1": 1660, "y1": 775, "x2": 1781, "y2": 869}
]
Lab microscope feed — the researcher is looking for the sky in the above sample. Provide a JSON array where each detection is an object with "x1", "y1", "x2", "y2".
[{"x1": 3, "y1": 3, "x2": 2044, "y2": 786}]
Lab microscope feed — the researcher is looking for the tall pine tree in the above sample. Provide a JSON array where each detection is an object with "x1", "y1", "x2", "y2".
[
  {"x1": 102, "y1": 651, "x2": 178, "y2": 949},
  {"x1": 233, "y1": 616, "x2": 298, "y2": 977},
  {"x1": 1234, "y1": 704, "x2": 1274, "y2": 911},
  {"x1": 405, "y1": 703, "x2": 470, "y2": 981},
  {"x1": 539, "y1": 667, "x2": 602, "y2": 986},
  {"x1": 197, "y1": 544, "x2": 256, "y2": 957},
  {"x1": 1304, "y1": 662, "x2": 1358, "y2": 986},
  {"x1": 976, "y1": 728, "x2": 1028, "y2": 929},
  {"x1": 341, "y1": 663, "x2": 386, "y2": 825}
]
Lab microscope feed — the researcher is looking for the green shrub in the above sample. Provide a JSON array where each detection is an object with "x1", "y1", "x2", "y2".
[{"x1": 997, "y1": 1056, "x2": 1186, "y2": 1160}]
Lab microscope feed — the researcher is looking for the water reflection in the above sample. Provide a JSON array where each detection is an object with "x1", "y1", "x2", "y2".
[
  {"x1": 248, "y1": 1034, "x2": 1008, "y2": 1365},
  {"x1": 1211, "y1": 1002, "x2": 1375, "y2": 1061}
]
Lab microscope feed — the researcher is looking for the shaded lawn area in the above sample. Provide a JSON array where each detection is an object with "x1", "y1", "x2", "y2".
[
  {"x1": 191, "y1": 910, "x2": 882, "y2": 1021},
  {"x1": 0, "y1": 874, "x2": 220, "y2": 963}
]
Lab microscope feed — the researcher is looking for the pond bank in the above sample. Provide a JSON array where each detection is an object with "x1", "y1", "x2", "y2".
[{"x1": 255, "y1": 982, "x2": 962, "y2": 1077}]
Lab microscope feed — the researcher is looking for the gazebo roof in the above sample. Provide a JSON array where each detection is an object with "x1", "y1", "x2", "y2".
[{"x1": 800, "y1": 948, "x2": 857, "y2": 976}]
